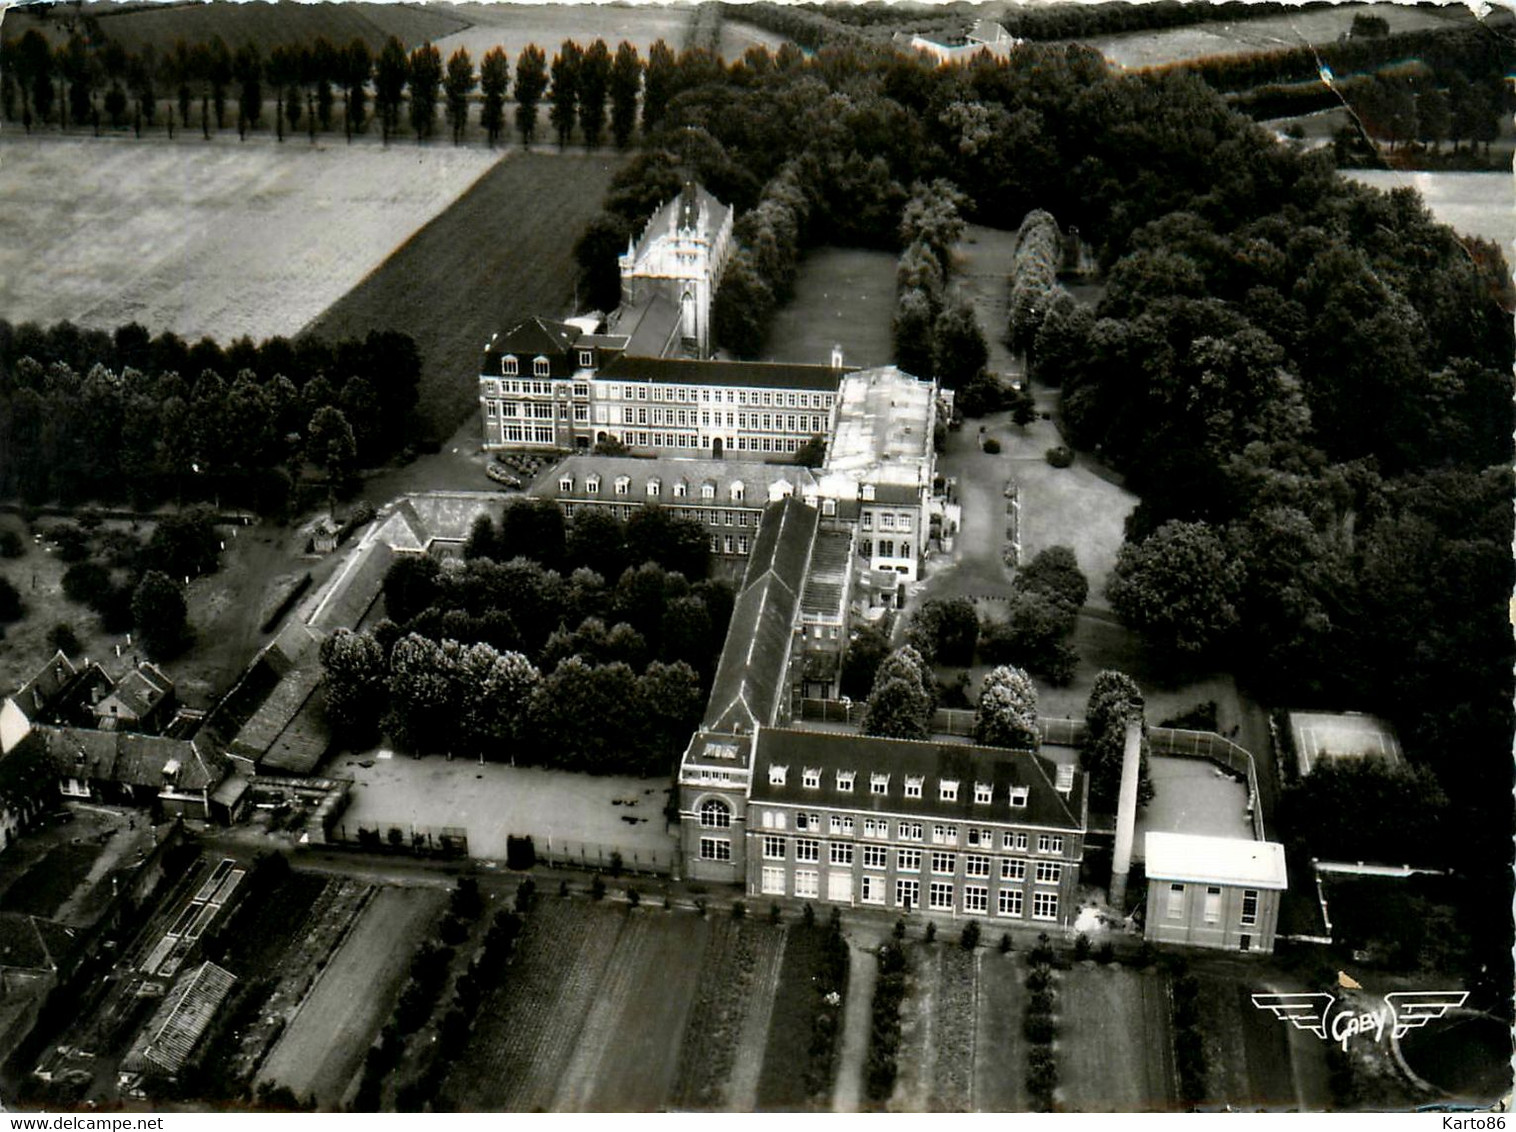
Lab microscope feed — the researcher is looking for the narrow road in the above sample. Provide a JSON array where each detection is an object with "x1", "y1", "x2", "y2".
[{"x1": 832, "y1": 937, "x2": 878, "y2": 1113}]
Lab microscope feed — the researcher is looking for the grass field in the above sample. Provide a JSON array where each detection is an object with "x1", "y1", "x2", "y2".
[
  {"x1": 302, "y1": 150, "x2": 625, "y2": 440},
  {"x1": 973, "y1": 950, "x2": 1031, "y2": 1111},
  {"x1": 1342, "y1": 170, "x2": 1514, "y2": 252},
  {"x1": 0, "y1": 840, "x2": 103, "y2": 920},
  {"x1": 953, "y1": 225, "x2": 1021, "y2": 378},
  {"x1": 258, "y1": 885, "x2": 445, "y2": 1109},
  {"x1": 1191, "y1": 969, "x2": 1304, "y2": 1109},
  {"x1": 761, "y1": 247, "x2": 898, "y2": 370},
  {"x1": 1057, "y1": 964, "x2": 1177, "y2": 1111},
  {"x1": 3, "y1": 1, "x2": 466, "y2": 55},
  {"x1": 0, "y1": 136, "x2": 502, "y2": 345},
  {"x1": 433, "y1": 3, "x2": 693, "y2": 74},
  {"x1": 1084, "y1": 3, "x2": 1463, "y2": 71}
]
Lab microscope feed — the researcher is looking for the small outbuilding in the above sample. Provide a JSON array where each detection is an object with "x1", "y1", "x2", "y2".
[{"x1": 1143, "y1": 831, "x2": 1287, "y2": 954}]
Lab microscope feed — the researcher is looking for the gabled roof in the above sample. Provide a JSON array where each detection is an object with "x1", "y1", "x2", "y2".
[
  {"x1": 0, "y1": 912, "x2": 73, "y2": 973},
  {"x1": 8, "y1": 651, "x2": 77, "y2": 721},
  {"x1": 38, "y1": 727, "x2": 224, "y2": 792},
  {"x1": 749, "y1": 727, "x2": 1086, "y2": 832},
  {"x1": 600, "y1": 355, "x2": 850, "y2": 392},
  {"x1": 492, "y1": 316, "x2": 583, "y2": 359},
  {"x1": 98, "y1": 663, "x2": 173, "y2": 721},
  {"x1": 701, "y1": 498, "x2": 819, "y2": 734},
  {"x1": 530, "y1": 455, "x2": 817, "y2": 504}
]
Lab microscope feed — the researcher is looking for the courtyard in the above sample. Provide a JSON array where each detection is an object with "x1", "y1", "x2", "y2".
[{"x1": 329, "y1": 750, "x2": 677, "y2": 871}]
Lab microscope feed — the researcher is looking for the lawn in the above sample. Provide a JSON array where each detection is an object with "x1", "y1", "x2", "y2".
[
  {"x1": 257, "y1": 885, "x2": 445, "y2": 1109},
  {"x1": 1056, "y1": 963, "x2": 1177, "y2": 1111},
  {"x1": 0, "y1": 840, "x2": 104, "y2": 920},
  {"x1": 0, "y1": 135, "x2": 503, "y2": 346},
  {"x1": 952, "y1": 225, "x2": 1021, "y2": 378},
  {"x1": 1190, "y1": 969, "x2": 1304, "y2": 1109},
  {"x1": 1082, "y1": 3, "x2": 1463, "y2": 71},
  {"x1": 1342, "y1": 170, "x2": 1515, "y2": 252},
  {"x1": 301, "y1": 150, "x2": 626, "y2": 440},
  {"x1": 761, "y1": 247, "x2": 898, "y2": 370},
  {"x1": 973, "y1": 950, "x2": 1030, "y2": 1111}
]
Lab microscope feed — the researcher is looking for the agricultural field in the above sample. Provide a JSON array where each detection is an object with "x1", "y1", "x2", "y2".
[
  {"x1": 1, "y1": 1, "x2": 466, "y2": 55},
  {"x1": 1343, "y1": 170, "x2": 1515, "y2": 252},
  {"x1": 973, "y1": 949, "x2": 1031, "y2": 1111},
  {"x1": 302, "y1": 150, "x2": 625, "y2": 440},
  {"x1": 1083, "y1": 3, "x2": 1464, "y2": 71},
  {"x1": 1189, "y1": 968, "x2": 1317, "y2": 1109},
  {"x1": 889, "y1": 943, "x2": 980, "y2": 1111},
  {"x1": 761, "y1": 247, "x2": 898, "y2": 370},
  {"x1": 432, "y1": 3, "x2": 693, "y2": 71},
  {"x1": 0, "y1": 136, "x2": 502, "y2": 345},
  {"x1": 257, "y1": 885, "x2": 445, "y2": 1109},
  {"x1": 1056, "y1": 964, "x2": 1178, "y2": 1111}
]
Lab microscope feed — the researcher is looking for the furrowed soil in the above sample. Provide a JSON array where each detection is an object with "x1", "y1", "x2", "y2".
[
  {"x1": 300, "y1": 150, "x2": 626, "y2": 440},
  {"x1": 0, "y1": 136, "x2": 502, "y2": 346},
  {"x1": 1056, "y1": 964, "x2": 1178, "y2": 1111},
  {"x1": 257, "y1": 885, "x2": 445, "y2": 1109},
  {"x1": 431, "y1": 4, "x2": 693, "y2": 72}
]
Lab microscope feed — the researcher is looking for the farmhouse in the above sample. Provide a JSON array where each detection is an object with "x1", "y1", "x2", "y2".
[
  {"x1": 676, "y1": 495, "x2": 1089, "y2": 927},
  {"x1": 1142, "y1": 831, "x2": 1286, "y2": 954}
]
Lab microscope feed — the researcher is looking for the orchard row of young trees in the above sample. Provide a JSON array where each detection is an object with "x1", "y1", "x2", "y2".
[{"x1": 0, "y1": 319, "x2": 421, "y2": 511}]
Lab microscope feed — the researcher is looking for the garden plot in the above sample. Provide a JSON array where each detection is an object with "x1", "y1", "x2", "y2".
[
  {"x1": 0, "y1": 137, "x2": 501, "y2": 343},
  {"x1": 890, "y1": 943, "x2": 979, "y2": 1111},
  {"x1": 1056, "y1": 964, "x2": 1177, "y2": 1111}
]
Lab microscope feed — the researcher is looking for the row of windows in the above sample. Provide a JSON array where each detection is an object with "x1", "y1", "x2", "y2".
[
  {"x1": 606, "y1": 385, "x2": 834, "y2": 410},
  {"x1": 1166, "y1": 884, "x2": 1260, "y2": 927},
  {"x1": 860, "y1": 538, "x2": 914, "y2": 562},
  {"x1": 758, "y1": 870, "x2": 1059, "y2": 920},
  {"x1": 760, "y1": 838, "x2": 1062, "y2": 883},
  {"x1": 498, "y1": 422, "x2": 557, "y2": 445},
  {"x1": 488, "y1": 401, "x2": 558, "y2": 421},
  {"x1": 860, "y1": 512, "x2": 913, "y2": 533},
  {"x1": 754, "y1": 808, "x2": 1064, "y2": 854},
  {"x1": 773, "y1": 768, "x2": 1031, "y2": 811},
  {"x1": 712, "y1": 535, "x2": 751, "y2": 556},
  {"x1": 572, "y1": 477, "x2": 749, "y2": 502},
  {"x1": 486, "y1": 376, "x2": 592, "y2": 397}
]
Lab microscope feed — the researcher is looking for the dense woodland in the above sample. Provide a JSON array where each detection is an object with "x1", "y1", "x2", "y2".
[
  {"x1": 0, "y1": 321, "x2": 422, "y2": 511},
  {"x1": 322, "y1": 499, "x2": 728, "y2": 776}
]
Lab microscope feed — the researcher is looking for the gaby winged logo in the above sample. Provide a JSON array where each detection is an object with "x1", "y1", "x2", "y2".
[{"x1": 1252, "y1": 973, "x2": 1467, "y2": 1052}]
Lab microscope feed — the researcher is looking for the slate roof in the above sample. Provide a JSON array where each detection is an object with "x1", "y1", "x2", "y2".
[
  {"x1": 531, "y1": 455, "x2": 818, "y2": 506},
  {"x1": 38, "y1": 727, "x2": 224, "y2": 792},
  {"x1": 600, "y1": 355, "x2": 849, "y2": 392},
  {"x1": 98, "y1": 664, "x2": 173, "y2": 722},
  {"x1": 0, "y1": 912, "x2": 66, "y2": 972},
  {"x1": 749, "y1": 727, "x2": 1086, "y2": 832},
  {"x1": 702, "y1": 498, "x2": 818, "y2": 734},
  {"x1": 614, "y1": 292, "x2": 683, "y2": 358},
  {"x1": 8, "y1": 651, "x2": 77, "y2": 721},
  {"x1": 493, "y1": 316, "x2": 581, "y2": 359}
]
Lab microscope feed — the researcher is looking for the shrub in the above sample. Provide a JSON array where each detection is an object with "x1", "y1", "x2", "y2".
[
  {"x1": 1045, "y1": 445, "x2": 1073, "y2": 468},
  {"x1": 627, "y1": 886, "x2": 641, "y2": 908},
  {"x1": 960, "y1": 921, "x2": 981, "y2": 950},
  {"x1": 590, "y1": 874, "x2": 606, "y2": 901},
  {"x1": 1031, "y1": 933, "x2": 1056, "y2": 966},
  {"x1": 438, "y1": 915, "x2": 468, "y2": 947},
  {"x1": 803, "y1": 902, "x2": 816, "y2": 928},
  {"x1": 1096, "y1": 941, "x2": 1116, "y2": 964},
  {"x1": 1025, "y1": 965, "x2": 1053, "y2": 993},
  {"x1": 924, "y1": 922, "x2": 937, "y2": 943},
  {"x1": 515, "y1": 877, "x2": 537, "y2": 912},
  {"x1": 732, "y1": 899, "x2": 746, "y2": 920},
  {"x1": 450, "y1": 877, "x2": 483, "y2": 920},
  {"x1": 1027, "y1": 989, "x2": 1055, "y2": 1016},
  {"x1": 62, "y1": 561, "x2": 111, "y2": 608},
  {"x1": 0, "y1": 530, "x2": 23, "y2": 558},
  {"x1": 48, "y1": 623, "x2": 80, "y2": 655},
  {"x1": 999, "y1": 932, "x2": 1013, "y2": 953},
  {"x1": 769, "y1": 902, "x2": 781, "y2": 924},
  {"x1": 1024, "y1": 1013, "x2": 1055, "y2": 1044},
  {"x1": 693, "y1": 896, "x2": 706, "y2": 917},
  {"x1": 558, "y1": 879, "x2": 569, "y2": 898},
  {"x1": 894, "y1": 917, "x2": 907, "y2": 941},
  {"x1": 609, "y1": 850, "x2": 624, "y2": 877},
  {"x1": 1073, "y1": 933, "x2": 1091, "y2": 961},
  {"x1": 982, "y1": 437, "x2": 1002, "y2": 455}
]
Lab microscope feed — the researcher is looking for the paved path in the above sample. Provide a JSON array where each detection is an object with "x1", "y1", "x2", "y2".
[{"x1": 832, "y1": 936, "x2": 879, "y2": 1112}]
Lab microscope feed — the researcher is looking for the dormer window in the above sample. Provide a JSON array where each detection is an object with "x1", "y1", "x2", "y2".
[
  {"x1": 674, "y1": 481, "x2": 688, "y2": 498},
  {"x1": 502, "y1": 355, "x2": 519, "y2": 377},
  {"x1": 940, "y1": 780, "x2": 959, "y2": 802},
  {"x1": 647, "y1": 479, "x2": 661, "y2": 497},
  {"x1": 730, "y1": 481, "x2": 745, "y2": 503},
  {"x1": 1009, "y1": 786, "x2": 1030, "y2": 808},
  {"x1": 578, "y1": 349, "x2": 594, "y2": 369},
  {"x1": 586, "y1": 475, "x2": 600, "y2": 495},
  {"x1": 870, "y1": 773, "x2": 889, "y2": 796},
  {"x1": 862, "y1": 484, "x2": 876, "y2": 502},
  {"x1": 701, "y1": 482, "x2": 716, "y2": 500},
  {"x1": 822, "y1": 499, "x2": 837, "y2": 516},
  {"x1": 769, "y1": 765, "x2": 787, "y2": 787},
  {"x1": 974, "y1": 782, "x2": 993, "y2": 805},
  {"x1": 614, "y1": 475, "x2": 631, "y2": 496},
  {"x1": 559, "y1": 476, "x2": 573, "y2": 493},
  {"x1": 836, "y1": 770, "x2": 855, "y2": 793},
  {"x1": 802, "y1": 767, "x2": 821, "y2": 790},
  {"x1": 905, "y1": 776, "x2": 923, "y2": 799},
  {"x1": 533, "y1": 356, "x2": 550, "y2": 378}
]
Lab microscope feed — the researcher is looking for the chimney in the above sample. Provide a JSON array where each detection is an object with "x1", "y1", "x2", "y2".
[
  {"x1": 1108, "y1": 715, "x2": 1143, "y2": 913},
  {"x1": 831, "y1": 344, "x2": 844, "y2": 369},
  {"x1": 1055, "y1": 763, "x2": 1074, "y2": 796}
]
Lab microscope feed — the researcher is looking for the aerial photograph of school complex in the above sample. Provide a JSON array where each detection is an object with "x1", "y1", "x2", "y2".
[{"x1": 0, "y1": 0, "x2": 1510, "y2": 1114}]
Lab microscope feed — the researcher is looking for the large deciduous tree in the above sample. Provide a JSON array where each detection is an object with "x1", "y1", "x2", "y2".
[
  {"x1": 905, "y1": 597, "x2": 979, "y2": 667},
  {"x1": 973, "y1": 665, "x2": 1040, "y2": 751},
  {"x1": 861, "y1": 646, "x2": 935, "y2": 740},
  {"x1": 1080, "y1": 670, "x2": 1151, "y2": 811},
  {"x1": 320, "y1": 628, "x2": 388, "y2": 747},
  {"x1": 1107, "y1": 520, "x2": 1243, "y2": 662},
  {"x1": 132, "y1": 570, "x2": 189, "y2": 660},
  {"x1": 1281, "y1": 757, "x2": 1448, "y2": 867}
]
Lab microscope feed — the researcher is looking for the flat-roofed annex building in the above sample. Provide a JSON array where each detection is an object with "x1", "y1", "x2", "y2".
[{"x1": 1142, "y1": 831, "x2": 1287, "y2": 953}]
